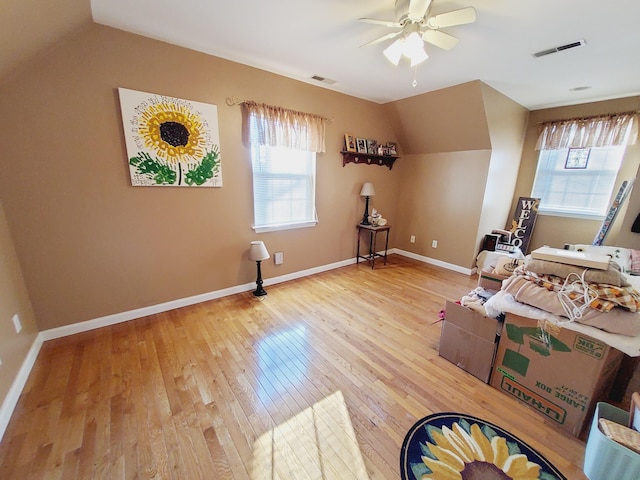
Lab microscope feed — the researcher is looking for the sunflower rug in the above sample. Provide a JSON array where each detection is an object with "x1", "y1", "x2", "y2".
[{"x1": 400, "y1": 412, "x2": 567, "y2": 480}]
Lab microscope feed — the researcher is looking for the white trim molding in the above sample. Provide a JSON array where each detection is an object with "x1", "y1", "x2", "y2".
[
  {"x1": 0, "y1": 335, "x2": 43, "y2": 441},
  {"x1": 393, "y1": 248, "x2": 474, "y2": 275}
]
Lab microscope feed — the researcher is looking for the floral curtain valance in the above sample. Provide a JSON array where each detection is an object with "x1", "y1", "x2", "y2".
[
  {"x1": 241, "y1": 101, "x2": 328, "y2": 153},
  {"x1": 535, "y1": 112, "x2": 639, "y2": 150}
]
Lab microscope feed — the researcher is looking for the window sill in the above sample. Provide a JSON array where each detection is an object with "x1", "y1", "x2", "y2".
[
  {"x1": 538, "y1": 209, "x2": 605, "y2": 221},
  {"x1": 253, "y1": 220, "x2": 318, "y2": 233}
]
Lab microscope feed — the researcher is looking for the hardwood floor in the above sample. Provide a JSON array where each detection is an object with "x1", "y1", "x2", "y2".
[{"x1": 0, "y1": 254, "x2": 591, "y2": 479}]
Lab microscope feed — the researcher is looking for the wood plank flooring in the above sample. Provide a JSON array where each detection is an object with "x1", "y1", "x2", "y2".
[{"x1": 0, "y1": 254, "x2": 592, "y2": 478}]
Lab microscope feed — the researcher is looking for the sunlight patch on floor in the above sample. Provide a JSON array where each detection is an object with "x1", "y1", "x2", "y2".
[{"x1": 250, "y1": 390, "x2": 369, "y2": 479}]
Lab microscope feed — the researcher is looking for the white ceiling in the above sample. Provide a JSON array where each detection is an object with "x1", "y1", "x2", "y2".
[{"x1": 91, "y1": 0, "x2": 640, "y2": 110}]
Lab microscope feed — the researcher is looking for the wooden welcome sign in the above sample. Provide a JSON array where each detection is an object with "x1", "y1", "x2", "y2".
[{"x1": 508, "y1": 197, "x2": 540, "y2": 254}]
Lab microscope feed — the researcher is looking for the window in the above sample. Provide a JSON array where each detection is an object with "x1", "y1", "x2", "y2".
[
  {"x1": 531, "y1": 146, "x2": 625, "y2": 218},
  {"x1": 250, "y1": 143, "x2": 317, "y2": 232},
  {"x1": 532, "y1": 111, "x2": 638, "y2": 219},
  {"x1": 242, "y1": 100, "x2": 327, "y2": 233}
]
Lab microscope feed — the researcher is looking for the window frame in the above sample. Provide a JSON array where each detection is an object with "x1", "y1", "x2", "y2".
[
  {"x1": 531, "y1": 145, "x2": 626, "y2": 220},
  {"x1": 250, "y1": 143, "x2": 318, "y2": 234}
]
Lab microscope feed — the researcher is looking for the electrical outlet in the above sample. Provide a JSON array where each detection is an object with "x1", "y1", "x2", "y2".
[
  {"x1": 274, "y1": 252, "x2": 284, "y2": 265},
  {"x1": 432, "y1": 240, "x2": 438, "y2": 248},
  {"x1": 12, "y1": 313, "x2": 22, "y2": 333},
  {"x1": 410, "y1": 235, "x2": 416, "y2": 243}
]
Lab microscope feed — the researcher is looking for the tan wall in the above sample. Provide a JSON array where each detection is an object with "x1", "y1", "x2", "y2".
[
  {"x1": 616, "y1": 155, "x2": 640, "y2": 249},
  {"x1": 0, "y1": 0, "x2": 91, "y2": 81},
  {"x1": 394, "y1": 150, "x2": 491, "y2": 268},
  {"x1": 512, "y1": 96, "x2": 640, "y2": 250},
  {"x1": 0, "y1": 24, "x2": 401, "y2": 331},
  {"x1": 0, "y1": 201, "x2": 38, "y2": 405},
  {"x1": 383, "y1": 80, "x2": 491, "y2": 154},
  {"x1": 477, "y1": 83, "x2": 529, "y2": 252},
  {"x1": 385, "y1": 80, "x2": 527, "y2": 269}
]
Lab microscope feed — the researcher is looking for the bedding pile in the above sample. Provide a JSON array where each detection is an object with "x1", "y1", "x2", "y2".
[{"x1": 496, "y1": 256, "x2": 640, "y2": 337}]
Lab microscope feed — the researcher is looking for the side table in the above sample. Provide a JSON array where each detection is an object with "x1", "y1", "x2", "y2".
[{"x1": 356, "y1": 224, "x2": 391, "y2": 269}]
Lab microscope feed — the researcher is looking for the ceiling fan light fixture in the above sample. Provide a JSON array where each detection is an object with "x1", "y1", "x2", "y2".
[
  {"x1": 403, "y1": 32, "x2": 428, "y2": 66},
  {"x1": 409, "y1": 47, "x2": 428, "y2": 67},
  {"x1": 383, "y1": 38, "x2": 405, "y2": 65}
]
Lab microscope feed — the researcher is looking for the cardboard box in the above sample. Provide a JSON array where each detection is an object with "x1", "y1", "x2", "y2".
[
  {"x1": 477, "y1": 267, "x2": 508, "y2": 291},
  {"x1": 439, "y1": 301, "x2": 502, "y2": 383},
  {"x1": 490, "y1": 313, "x2": 624, "y2": 437}
]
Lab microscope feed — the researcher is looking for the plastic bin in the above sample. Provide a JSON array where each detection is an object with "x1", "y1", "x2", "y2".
[{"x1": 583, "y1": 402, "x2": 640, "y2": 479}]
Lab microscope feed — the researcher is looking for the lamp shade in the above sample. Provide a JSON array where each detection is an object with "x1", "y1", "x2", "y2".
[
  {"x1": 360, "y1": 182, "x2": 376, "y2": 197},
  {"x1": 249, "y1": 241, "x2": 270, "y2": 261}
]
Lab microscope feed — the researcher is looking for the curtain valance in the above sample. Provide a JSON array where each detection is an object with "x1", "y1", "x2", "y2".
[
  {"x1": 241, "y1": 101, "x2": 328, "y2": 153},
  {"x1": 535, "y1": 112, "x2": 639, "y2": 150}
]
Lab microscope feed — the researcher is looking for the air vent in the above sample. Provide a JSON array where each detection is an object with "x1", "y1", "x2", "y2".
[
  {"x1": 311, "y1": 75, "x2": 336, "y2": 85},
  {"x1": 533, "y1": 39, "x2": 586, "y2": 58}
]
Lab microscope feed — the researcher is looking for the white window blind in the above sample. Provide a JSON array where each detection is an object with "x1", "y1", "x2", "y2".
[
  {"x1": 250, "y1": 143, "x2": 317, "y2": 232},
  {"x1": 531, "y1": 146, "x2": 625, "y2": 218}
]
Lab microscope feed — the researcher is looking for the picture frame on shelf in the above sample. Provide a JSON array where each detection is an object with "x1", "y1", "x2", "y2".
[
  {"x1": 356, "y1": 138, "x2": 368, "y2": 153},
  {"x1": 367, "y1": 139, "x2": 378, "y2": 155},
  {"x1": 387, "y1": 142, "x2": 397, "y2": 156},
  {"x1": 344, "y1": 134, "x2": 356, "y2": 152}
]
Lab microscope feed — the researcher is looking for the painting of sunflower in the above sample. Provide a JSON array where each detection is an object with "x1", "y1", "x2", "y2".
[
  {"x1": 118, "y1": 88, "x2": 222, "y2": 187},
  {"x1": 400, "y1": 413, "x2": 566, "y2": 480}
]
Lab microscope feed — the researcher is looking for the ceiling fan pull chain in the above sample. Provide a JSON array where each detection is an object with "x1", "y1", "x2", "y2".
[{"x1": 412, "y1": 66, "x2": 418, "y2": 87}]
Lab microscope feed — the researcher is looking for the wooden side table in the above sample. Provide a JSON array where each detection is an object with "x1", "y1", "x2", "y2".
[{"x1": 356, "y1": 224, "x2": 391, "y2": 269}]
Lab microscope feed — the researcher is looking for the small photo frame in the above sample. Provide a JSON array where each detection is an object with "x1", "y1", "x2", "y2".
[
  {"x1": 565, "y1": 148, "x2": 590, "y2": 169},
  {"x1": 367, "y1": 139, "x2": 378, "y2": 155},
  {"x1": 344, "y1": 134, "x2": 356, "y2": 152},
  {"x1": 356, "y1": 138, "x2": 368, "y2": 153}
]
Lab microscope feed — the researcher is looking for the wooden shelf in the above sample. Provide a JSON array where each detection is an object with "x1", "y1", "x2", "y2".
[{"x1": 341, "y1": 151, "x2": 398, "y2": 170}]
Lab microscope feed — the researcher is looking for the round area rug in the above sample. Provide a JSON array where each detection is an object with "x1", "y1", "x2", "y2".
[{"x1": 400, "y1": 412, "x2": 567, "y2": 480}]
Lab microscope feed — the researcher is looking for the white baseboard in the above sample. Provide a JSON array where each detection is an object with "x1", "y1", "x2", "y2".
[
  {"x1": 393, "y1": 248, "x2": 474, "y2": 275},
  {"x1": 0, "y1": 251, "x2": 467, "y2": 442},
  {"x1": 0, "y1": 334, "x2": 43, "y2": 442}
]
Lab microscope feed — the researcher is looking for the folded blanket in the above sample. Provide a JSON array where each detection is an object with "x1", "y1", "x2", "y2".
[
  {"x1": 501, "y1": 275, "x2": 568, "y2": 316},
  {"x1": 512, "y1": 267, "x2": 640, "y2": 313},
  {"x1": 524, "y1": 257, "x2": 630, "y2": 287}
]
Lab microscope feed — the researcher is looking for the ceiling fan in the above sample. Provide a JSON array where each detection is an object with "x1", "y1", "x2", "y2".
[{"x1": 359, "y1": 0, "x2": 477, "y2": 67}]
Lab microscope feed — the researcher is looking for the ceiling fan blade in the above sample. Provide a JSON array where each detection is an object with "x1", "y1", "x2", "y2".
[
  {"x1": 422, "y1": 29, "x2": 459, "y2": 50},
  {"x1": 408, "y1": 0, "x2": 432, "y2": 21},
  {"x1": 358, "y1": 18, "x2": 402, "y2": 28},
  {"x1": 360, "y1": 31, "x2": 402, "y2": 47},
  {"x1": 426, "y1": 7, "x2": 477, "y2": 29}
]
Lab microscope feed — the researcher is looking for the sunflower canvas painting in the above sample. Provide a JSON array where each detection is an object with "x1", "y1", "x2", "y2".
[{"x1": 118, "y1": 88, "x2": 222, "y2": 187}]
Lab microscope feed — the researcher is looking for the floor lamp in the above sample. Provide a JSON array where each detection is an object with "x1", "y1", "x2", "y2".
[
  {"x1": 360, "y1": 182, "x2": 376, "y2": 225},
  {"x1": 249, "y1": 241, "x2": 270, "y2": 296}
]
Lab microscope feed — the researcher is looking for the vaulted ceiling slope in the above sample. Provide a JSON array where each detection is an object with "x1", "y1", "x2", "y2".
[
  {"x1": 3, "y1": 0, "x2": 640, "y2": 110},
  {"x1": 0, "y1": 0, "x2": 91, "y2": 83}
]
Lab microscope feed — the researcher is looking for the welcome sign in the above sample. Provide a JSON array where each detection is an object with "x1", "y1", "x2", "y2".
[{"x1": 508, "y1": 197, "x2": 540, "y2": 254}]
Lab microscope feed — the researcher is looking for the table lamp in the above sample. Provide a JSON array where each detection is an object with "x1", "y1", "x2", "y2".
[
  {"x1": 249, "y1": 241, "x2": 270, "y2": 296},
  {"x1": 360, "y1": 182, "x2": 375, "y2": 225}
]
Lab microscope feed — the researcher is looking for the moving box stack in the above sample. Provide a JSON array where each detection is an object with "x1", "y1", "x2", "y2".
[{"x1": 440, "y1": 244, "x2": 640, "y2": 437}]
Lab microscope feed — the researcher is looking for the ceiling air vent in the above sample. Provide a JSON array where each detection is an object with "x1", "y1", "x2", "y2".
[
  {"x1": 311, "y1": 75, "x2": 336, "y2": 85},
  {"x1": 533, "y1": 39, "x2": 586, "y2": 58}
]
